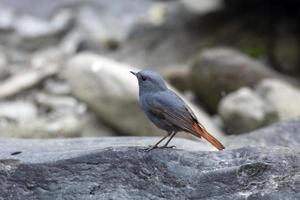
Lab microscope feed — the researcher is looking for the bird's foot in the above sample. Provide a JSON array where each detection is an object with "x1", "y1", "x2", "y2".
[
  {"x1": 144, "y1": 145, "x2": 176, "y2": 152},
  {"x1": 159, "y1": 145, "x2": 176, "y2": 149},
  {"x1": 144, "y1": 145, "x2": 158, "y2": 152}
]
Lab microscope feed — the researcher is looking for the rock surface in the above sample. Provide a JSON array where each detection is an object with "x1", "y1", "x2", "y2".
[
  {"x1": 218, "y1": 87, "x2": 277, "y2": 134},
  {"x1": 226, "y1": 117, "x2": 300, "y2": 149},
  {"x1": 0, "y1": 133, "x2": 299, "y2": 199}
]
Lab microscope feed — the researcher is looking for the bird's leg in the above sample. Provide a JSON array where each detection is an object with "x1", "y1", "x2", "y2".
[
  {"x1": 145, "y1": 134, "x2": 169, "y2": 152},
  {"x1": 160, "y1": 131, "x2": 177, "y2": 148}
]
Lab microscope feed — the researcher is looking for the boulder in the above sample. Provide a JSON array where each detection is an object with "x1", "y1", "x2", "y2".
[
  {"x1": 189, "y1": 47, "x2": 280, "y2": 112},
  {"x1": 10, "y1": 10, "x2": 73, "y2": 50},
  {"x1": 180, "y1": 0, "x2": 222, "y2": 14},
  {"x1": 226, "y1": 117, "x2": 300, "y2": 149},
  {"x1": 63, "y1": 53, "x2": 223, "y2": 138},
  {"x1": 0, "y1": 97, "x2": 112, "y2": 138},
  {"x1": 0, "y1": 101, "x2": 38, "y2": 121},
  {"x1": 256, "y1": 79, "x2": 300, "y2": 121},
  {"x1": 0, "y1": 136, "x2": 299, "y2": 199},
  {"x1": 218, "y1": 87, "x2": 277, "y2": 134},
  {"x1": 163, "y1": 66, "x2": 190, "y2": 91}
]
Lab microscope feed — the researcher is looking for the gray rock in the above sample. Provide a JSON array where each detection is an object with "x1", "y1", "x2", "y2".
[
  {"x1": 59, "y1": 30, "x2": 83, "y2": 55},
  {"x1": 0, "y1": 137, "x2": 299, "y2": 200},
  {"x1": 226, "y1": 117, "x2": 300, "y2": 149},
  {"x1": 180, "y1": 0, "x2": 222, "y2": 14},
  {"x1": 0, "y1": 114, "x2": 81, "y2": 138},
  {"x1": 163, "y1": 66, "x2": 190, "y2": 91},
  {"x1": 0, "y1": 96, "x2": 112, "y2": 138},
  {"x1": 63, "y1": 53, "x2": 223, "y2": 138},
  {"x1": 0, "y1": 101, "x2": 38, "y2": 121},
  {"x1": 0, "y1": 51, "x2": 8, "y2": 80},
  {"x1": 219, "y1": 87, "x2": 277, "y2": 134},
  {"x1": 72, "y1": 0, "x2": 155, "y2": 52},
  {"x1": 111, "y1": 1, "x2": 209, "y2": 70},
  {"x1": 43, "y1": 79, "x2": 71, "y2": 95},
  {"x1": 0, "y1": 6, "x2": 15, "y2": 31},
  {"x1": 256, "y1": 79, "x2": 300, "y2": 121},
  {"x1": 14, "y1": 10, "x2": 73, "y2": 50},
  {"x1": 189, "y1": 47, "x2": 280, "y2": 112},
  {"x1": 34, "y1": 93, "x2": 83, "y2": 113}
]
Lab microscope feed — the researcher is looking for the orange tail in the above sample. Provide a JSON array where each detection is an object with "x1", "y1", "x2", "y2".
[{"x1": 192, "y1": 122, "x2": 225, "y2": 150}]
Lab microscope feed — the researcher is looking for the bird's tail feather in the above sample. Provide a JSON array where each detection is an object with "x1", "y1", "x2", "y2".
[{"x1": 191, "y1": 122, "x2": 225, "y2": 150}]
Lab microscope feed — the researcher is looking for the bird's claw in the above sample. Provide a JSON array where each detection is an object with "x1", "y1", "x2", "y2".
[
  {"x1": 160, "y1": 145, "x2": 176, "y2": 149},
  {"x1": 144, "y1": 145, "x2": 158, "y2": 152},
  {"x1": 144, "y1": 145, "x2": 176, "y2": 152}
]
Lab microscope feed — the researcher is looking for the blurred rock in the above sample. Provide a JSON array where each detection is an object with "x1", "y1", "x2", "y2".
[
  {"x1": 34, "y1": 93, "x2": 83, "y2": 114},
  {"x1": 163, "y1": 66, "x2": 190, "y2": 91},
  {"x1": 0, "y1": 65, "x2": 58, "y2": 99},
  {"x1": 0, "y1": 101, "x2": 38, "y2": 121},
  {"x1": 219, "y1": 87, "x2": 277, "y2": 134},
  {"x1": 226, "y1": 117, "x2": 300, "y2": 149},
  {"x1": 112, "y1": 1, "x2": 207, "y2": 70},
  {"x1": 0, "y1": 111, "x2": 112, "y2": 138},
  {"x1": 63, "y1": 53, "x2": 223, "y2": 138},
  {"x1": 80, "y1": 113, "x2": 115, "y2": 137},
  {"x1": 59, "y1": 30, "x2": 83, "y2": 55},
  {"x1": 273, "y1": 32, "x2": 300, "y2": 77},
  {"x1": 14, "y1": 10, "x2": 73, "y2": 50},
  {"x1": 190, "y1": 47, "x2": 280, "y2": 112},
  {"x1": 0, "y1": 114, "x2": 80, "y2": 138},
  {"x1": 0, "y1": 51, "x2": 8, "y2": 80},
  {"x1": 43, "y1": 79, "x2": 71, "y2": 95},
  {"x1": 73, "y1": 0, "x2": 154, "y2": 52},
  {"x1": 0, "y1": 94, "x2": 113, "y2": 138},
  {"x1": 0, "y1": 137, "x2": 299, "y2": 199},
  {"x1": 180, "y1": 0, "x2": 223, "y2": 14},
  {"x1": 30, "y1": 47, "x2": 66, "y2": 68},
  {"x1": 0, "y1": 6, "x2": 15, "y2": 32},
  {"x1": 76, "y1": 7, "x2": 122, "y2": 51},
  {"x1": 256, "y1": 79, "x2": 300, "y2": 121}
]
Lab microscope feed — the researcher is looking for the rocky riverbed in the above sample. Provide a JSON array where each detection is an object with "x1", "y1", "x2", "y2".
[
  {"x1": 0, "y1": 0, "x2": 300, "y2": 199},
  {"x1": 0, "y1": 0, "x2": 299, "y2": 138}
]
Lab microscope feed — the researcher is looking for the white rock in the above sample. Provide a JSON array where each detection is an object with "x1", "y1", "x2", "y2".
[
  {"x1": 0, "y1": 101, "x2": 38, "y2": 121},
  {"x1": 219, "y1": 87, "x2": 277, "y2": 134},
  {"x1": 256, "y1": 79, "x2": 300, "y2": 120},
  {"x1": 0, "y1": 6, "x2": 15, "y2": 31}
]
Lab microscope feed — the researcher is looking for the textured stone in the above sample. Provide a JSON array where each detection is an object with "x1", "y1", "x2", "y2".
[{"x1": 0, "y1": 136, "x2": 299, "y2": 200}]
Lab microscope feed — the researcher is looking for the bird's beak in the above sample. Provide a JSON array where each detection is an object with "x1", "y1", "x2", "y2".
[{"x1": 130, "y1": 71, "x2": 137, "y2": 76}]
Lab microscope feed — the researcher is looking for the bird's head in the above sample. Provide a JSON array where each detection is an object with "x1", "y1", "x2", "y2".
[{"x1": 130, "y1": 70, "x2": 167, "y2": 93}]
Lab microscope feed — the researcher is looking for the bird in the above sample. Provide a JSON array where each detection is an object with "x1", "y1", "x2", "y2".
[{"x1": 131, "y1": 70, "x2": 225, "y2": 151}]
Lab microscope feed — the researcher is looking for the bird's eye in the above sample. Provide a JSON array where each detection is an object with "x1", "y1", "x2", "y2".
[{"x1": 141, "y1": 75, "x2": 147, "y2": 81}]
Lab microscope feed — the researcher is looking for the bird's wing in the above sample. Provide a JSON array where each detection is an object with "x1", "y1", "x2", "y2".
[
  {"x1": 146, "y1": 91, "x2": 225, "y2": 150},
  {"x1": 147, "y1": 91, "x2": 197, "y2": 133},
  {"x1": 147, "y1": 91, "x2": 225, "y2": 150}
]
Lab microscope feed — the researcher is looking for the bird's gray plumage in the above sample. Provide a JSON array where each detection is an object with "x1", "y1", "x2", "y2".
[
  {"x1": 131, "y1": 69, "x2": 225, "y2": 151},
  {"x1": 133, "y1": 70, "x2": 198, "y2": 134}
]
